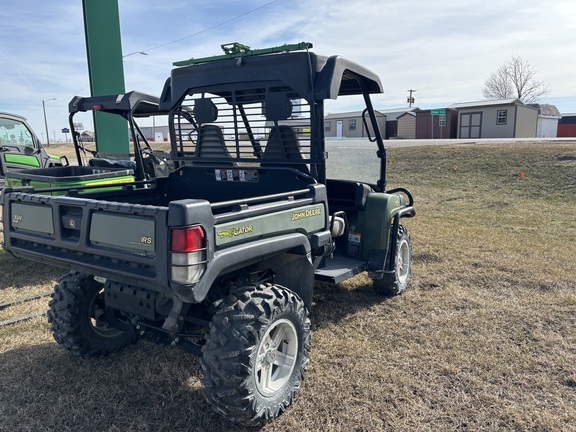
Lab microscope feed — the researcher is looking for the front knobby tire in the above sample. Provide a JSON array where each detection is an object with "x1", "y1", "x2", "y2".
[
  {"x1": 48, "y1": 271, "x2": 137, "y2": 357},
  {"x1": 373, "y1": 225, "x2": 413, "y2": 296},
  {"x1": 201, "y1": 283, "x2": 312, "y2": 426}
]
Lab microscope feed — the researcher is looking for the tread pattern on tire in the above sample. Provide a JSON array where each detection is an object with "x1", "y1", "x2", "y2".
[
  {"x1": 373, "y1": 224, "x2": 412, "y2": 296},
  {"x1": 200, "y1": 283, "x2": 311, "y2": 426},
  {"x1": 48, "y1": 271, "x2": 137, "y2": 357}
]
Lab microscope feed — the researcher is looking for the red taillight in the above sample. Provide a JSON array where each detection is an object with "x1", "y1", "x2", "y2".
[
  {"x1": 170, "y1": 226, "x2": 207, "y2": 284},
  {"x1": 170, "y1": 226, "x2": 205, "y2": 252},
  {"x1": 93, "y1": 105, "x2": 102, "y2": 111}
]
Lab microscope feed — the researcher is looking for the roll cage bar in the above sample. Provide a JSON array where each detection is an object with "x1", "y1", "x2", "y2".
[
  {"x1": 160, "y1": 46, "x2": 389, "y2": 189},
  {"x1": 68, "y1": 92, "x2": 172, "y2": 180}
]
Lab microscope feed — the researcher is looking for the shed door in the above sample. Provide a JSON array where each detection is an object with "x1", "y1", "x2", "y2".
[
  {"x1": 460, "y1": 112, "x2": 482, "y2": 138},
  {"x1": 336, "y1": 121, "x2": 343, "y2": 139}
]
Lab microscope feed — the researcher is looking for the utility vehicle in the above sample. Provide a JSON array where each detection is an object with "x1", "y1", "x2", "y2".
[
  {"x1": 5, "y1": 92, "x2": 172, "y2": 192},
  {"x1": 0, "y1": 111, "x2": 67, "y2": 179},
  {"x1": 2, "y1": 42, "x2": 415, "y2": 426},
  {"x1": 67, "y1": 91, "x2": 173, "y2": 178}
]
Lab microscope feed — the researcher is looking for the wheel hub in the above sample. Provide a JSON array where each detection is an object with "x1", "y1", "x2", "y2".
[
  {"x1": 255, "y1": 318, "x2": 298, "y2": 396},
  {"x1": 261, "y1": 346, "x2": 277, "y2": 366},
  {"x1": 397, "y1": 238, "x2": 410, "y2": 284}
]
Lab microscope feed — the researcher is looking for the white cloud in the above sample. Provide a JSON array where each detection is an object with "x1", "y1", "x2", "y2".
[{"x1": 2, "y1": 0, "x2": 575, "y2": 139}]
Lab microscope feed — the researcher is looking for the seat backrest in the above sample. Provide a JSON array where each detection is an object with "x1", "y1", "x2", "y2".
[
  {"x1": 262, "y1": 125, "x2": 309, "y2": 174},
  {"x1": 195, "y1": 125, "x2": 234, "y2": 164}
]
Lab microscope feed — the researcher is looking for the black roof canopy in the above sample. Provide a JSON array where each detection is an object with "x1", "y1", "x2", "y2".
[
  {"x1": 159, "y1": 51, "x2": 383, "y2": 110},
  {"x1": 69, "y1": 91, "x2": 167, "y2": 117}
]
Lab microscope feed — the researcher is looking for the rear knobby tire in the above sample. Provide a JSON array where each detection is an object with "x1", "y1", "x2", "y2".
[
  {"x1": 48, "y1": 271, "x2": 137, "y2": 357},
  {"x1": 201, "y1": 283, "x2": 311, "y2": 426},
  {"x1": 373, "y1": 225, "x2": 412, "y2": 296}
]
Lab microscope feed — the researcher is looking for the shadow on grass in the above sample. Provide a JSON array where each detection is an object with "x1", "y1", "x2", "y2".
[
  {"x1": 0, "y1": 253, "x2": 62, "y2": 291},
  {"x1": 0, "y1": 280, "x2": 397, "y2": 431},
  {"x1": 311, "y1": 278, "x2": 397, "y2": 330},
  {"x1": 0, "y1": 342, "x2": 258, "y2": 432}
]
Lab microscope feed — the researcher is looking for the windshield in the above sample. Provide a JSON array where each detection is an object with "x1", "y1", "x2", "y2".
[
  {"x1": 325, "y1": 139, "x2": 379, "y2": 184},
  {"x1": 0, "y1": 117, "x2": 35, "y2": 147}
]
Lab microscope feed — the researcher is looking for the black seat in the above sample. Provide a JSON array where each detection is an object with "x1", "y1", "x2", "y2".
[
  {"x1": 262, "y1": 125, "x2": 309, "y2": 174},
  {"x1": 194, "y1": 125, "x2": 235, "y2": 165}
]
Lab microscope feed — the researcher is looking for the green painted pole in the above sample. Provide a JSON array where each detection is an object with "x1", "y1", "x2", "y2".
[{"x1": 82, "y1": 0, "x2": 129, "y2": 158}]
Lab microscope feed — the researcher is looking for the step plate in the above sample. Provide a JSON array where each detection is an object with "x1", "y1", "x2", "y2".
[{"x1": 314, "y1": 255, "x2": 368, "y2": 284}]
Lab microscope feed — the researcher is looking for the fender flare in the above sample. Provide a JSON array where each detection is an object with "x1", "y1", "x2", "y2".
[
  {"x1": 171, "y1": 232, "x2": 312, "y2": 304},
  {"x1": 368, "y1": 206, "x2": 415, "y2": 279}
]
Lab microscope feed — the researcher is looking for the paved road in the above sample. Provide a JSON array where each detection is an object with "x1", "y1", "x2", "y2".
[
  {"x1": 1, "y1": 138, "x2": 573, "y2": 190},
  {"x1": 326, "y1": 137, "x2": 576, "y2": 150}
]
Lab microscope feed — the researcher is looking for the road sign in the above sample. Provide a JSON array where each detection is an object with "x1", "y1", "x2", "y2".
[
  {"x1": 62, "y1": 128, "x2": 70, "y2": 133},
  {"x1": 431, "y1": 109, "x2": 446, "y2": 116}
]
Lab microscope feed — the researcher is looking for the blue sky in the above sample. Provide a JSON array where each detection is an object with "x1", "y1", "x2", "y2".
[{"x1": 2, "y1": 0, "x2": 575, "y2": 142}]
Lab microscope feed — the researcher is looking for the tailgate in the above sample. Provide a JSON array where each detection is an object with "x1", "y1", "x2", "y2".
[{"x1": 2, "y1": 191, "x2": 170, "y2": 288}]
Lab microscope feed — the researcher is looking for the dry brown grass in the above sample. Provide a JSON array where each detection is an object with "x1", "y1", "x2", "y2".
[
  {"x1": 1, "y1": 142, "x2": 575, "y2": 431},
  {"x1": 45, "y1": 141, "x2": 173, "y2": 166}
]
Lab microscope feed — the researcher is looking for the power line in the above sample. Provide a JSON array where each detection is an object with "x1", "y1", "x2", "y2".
[
  {"x1": 35, "y1": 2, "x2": 282, "y2": 112},
  {"x1": 56, "y1": 84, "x2": 91, "y2": 104},
  {"x1": 140, "y1": 0, "x2": 281, "y2": 54}
]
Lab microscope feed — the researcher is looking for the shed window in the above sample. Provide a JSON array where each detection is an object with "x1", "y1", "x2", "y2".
[
  {"x1": 348, "y1": 119, "x2": 356, "y2": 131},
  {"x1": 497, "y1": 110, "x2": 507, "y2": 125},
  {"x1": 324, "y1": 121, "x2": 331, "y2": 132}
]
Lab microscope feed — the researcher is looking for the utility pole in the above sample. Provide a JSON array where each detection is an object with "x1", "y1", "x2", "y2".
[
  {"x1": 407, "y1": 89, "x2": 416, "y2": 107},
  {"x1": 42, "y1": 98, "x2": 56, "y2": 147}
]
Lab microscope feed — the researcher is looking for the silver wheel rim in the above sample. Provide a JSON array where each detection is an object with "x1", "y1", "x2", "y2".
[
  {"x1": 396, "y1": 238, "x2": 411, "y2": 285},
  {"x1": 255, "y1": 318, "x2": 298, "y2": 396}
]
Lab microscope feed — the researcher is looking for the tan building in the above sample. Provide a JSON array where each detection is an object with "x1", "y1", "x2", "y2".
[
  {"x1": 324, "y1": 111, "x2": 386, "y2": 139},
  {"x1": 449, "y1": 99, "x2": 538, "y2": 139},
  {"x1": 80, "y1": 131, "x2": 95, "y2": 142},
  {"x1": 378, "y1": 108, "x2": 417, "y2": 138},
  {"x1": 396, "y1": 112, "x2": 416, "y2": 139}
]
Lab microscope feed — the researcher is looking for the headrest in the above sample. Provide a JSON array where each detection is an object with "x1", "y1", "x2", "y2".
[
  {"x1": 264, "y1": 92, "x2": 293, "y2": 121},
  {"x1": 193, "y1": 98, "x2": 218, "y2": 123}
]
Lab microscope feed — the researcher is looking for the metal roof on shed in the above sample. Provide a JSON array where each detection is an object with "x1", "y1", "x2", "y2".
[
  {"x1": 528, "y1": 104, "x2": 562, "y2": 118},
  {"x1": 325, "y1": 108, "x2": 414, "y2": 121},
  {"x1": 325, "y1": 110, "x2": 386, "y2": 119},
  {"x1": 448, "y1": 98, "x2": 523, "y2": 109},
  {"x1": 377, "y1": 108, "x2": 417, "y2": 120},
  {"x1": 559, "y1": 114, "x2": 576, "y2": 124}
]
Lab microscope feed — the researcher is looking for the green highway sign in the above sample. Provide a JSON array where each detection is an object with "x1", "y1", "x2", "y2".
[{"x1": 431, "y1": 109, "x2": 446, "y2": 116}]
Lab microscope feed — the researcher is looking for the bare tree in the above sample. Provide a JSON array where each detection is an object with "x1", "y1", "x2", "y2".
[{"x1": 482, "y1": 56, "x2": 549, "y2": 103}]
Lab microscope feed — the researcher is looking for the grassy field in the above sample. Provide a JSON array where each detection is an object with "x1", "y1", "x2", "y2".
[{"x1": 0, "y1": 142, "x2": 575, "y2": 431}]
